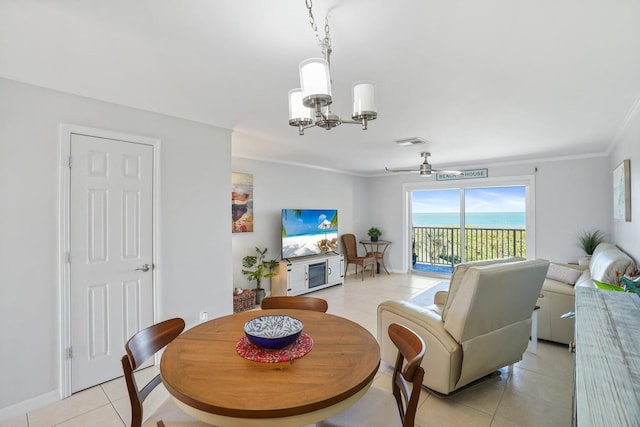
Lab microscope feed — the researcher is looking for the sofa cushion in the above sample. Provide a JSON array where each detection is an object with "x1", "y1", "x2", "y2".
[
  {"x1": 575, "y1": 269, "x2": 595, "y2": 288},
  {"x1": 542, "y1": 278, "x2": 577, "y2": 296},
  {"x1": 546, "y1": 263, "x2": 582, "y2": 285},
  {"x1": 589, "y1": 243, "x2": 636, "y2": 285}
]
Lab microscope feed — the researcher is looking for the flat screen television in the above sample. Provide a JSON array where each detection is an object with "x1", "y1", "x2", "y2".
[{"x1": 281, "y1": 209, "x2": 338, "y2": 259}]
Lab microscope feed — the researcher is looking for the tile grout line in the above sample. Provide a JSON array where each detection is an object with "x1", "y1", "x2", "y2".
[{"x1": 488, "y1": 368, "x2": 510, "y2": 426}]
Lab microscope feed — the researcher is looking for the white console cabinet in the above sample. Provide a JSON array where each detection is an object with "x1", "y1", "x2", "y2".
[{"x1": 272, "y1": 252, "x2": 344, "y2": 296}]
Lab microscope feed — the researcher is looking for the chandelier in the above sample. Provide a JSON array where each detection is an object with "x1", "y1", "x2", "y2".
[{"x1": 288, "y1": 0, "x2": 377, "y2": 135}]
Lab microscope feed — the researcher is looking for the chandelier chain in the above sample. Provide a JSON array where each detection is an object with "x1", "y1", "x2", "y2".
[{"x1": 305, "y1": 0, "x2": 332, "y2": 58}]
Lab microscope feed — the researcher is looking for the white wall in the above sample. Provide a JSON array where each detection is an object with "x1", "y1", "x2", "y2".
[
  {"x1": 610, "y1": 107, "x2": 640, "y2": 260},
  {"x1": 367, "y1": 156, "x2": 612, "y2": 272},
  {"x1": 0, "y1": 76, "x2": 631, "y2": 418},
  {"x1": 231, "y1": 153, "x2": 369, "y2": 293},
  {"x1": 0, "y1": 78, "x2": 232, "y2": 415}
]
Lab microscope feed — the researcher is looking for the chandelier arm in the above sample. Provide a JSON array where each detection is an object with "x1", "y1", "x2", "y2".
[
  {"x1": 340, "y1": 118, "x2": 369, "y2": 130},
  {"x1": 297, "y1": 122, "x2": 316, "y2": 136}
]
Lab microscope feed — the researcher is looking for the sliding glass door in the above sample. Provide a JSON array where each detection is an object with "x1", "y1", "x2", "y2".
[
  {"x1": 411, "y1": 184, "x2": 527, "y2": 274},
  {"x1": 463, "y1": 186, "x2": 526, "y2": 263},
  {"x1": 412, "y1": 189, "x2": 461, "y2": 273}
]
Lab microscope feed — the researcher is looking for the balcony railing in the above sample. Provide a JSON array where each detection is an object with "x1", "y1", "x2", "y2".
[{"x1": 412, "y1": 226, "x2": 526, "y2": 267}]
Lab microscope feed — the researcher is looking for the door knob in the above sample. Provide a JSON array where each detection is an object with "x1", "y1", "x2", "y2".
[{"x1": 136, "y1": 264, "x2": 151, "y2": 272}]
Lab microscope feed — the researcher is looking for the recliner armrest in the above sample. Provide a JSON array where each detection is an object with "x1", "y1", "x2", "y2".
[
  {"x1": 434, "y1": 290, "x2": 448, "y2": 306},
  {"x1": 378, "y1": 300, "x2": 458, "y2": 352}
]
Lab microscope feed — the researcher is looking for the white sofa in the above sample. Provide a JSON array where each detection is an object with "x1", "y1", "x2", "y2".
[
  {"x1": 378, "y1": 258, "x2": 549, "y2": 395},
  {"x1": 537, "y1": 242, "x2": 637, "y2": 344}
]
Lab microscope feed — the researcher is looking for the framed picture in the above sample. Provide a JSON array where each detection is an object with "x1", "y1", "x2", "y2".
[
  {"x1": 232, "y1": 172, "x2": 254, "y2": 233},
  {"x1": 613, "y1": 159, "x2": 631, "y2": 222}
]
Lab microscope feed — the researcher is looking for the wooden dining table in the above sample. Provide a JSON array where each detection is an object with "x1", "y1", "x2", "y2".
[{"x1": 160, "y1": 309, "x2": 380, "y2": 427}]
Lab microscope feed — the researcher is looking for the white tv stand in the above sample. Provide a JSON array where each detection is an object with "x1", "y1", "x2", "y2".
[{"x1": 272, "y1": 252, "x2": 344, "y2": 296}]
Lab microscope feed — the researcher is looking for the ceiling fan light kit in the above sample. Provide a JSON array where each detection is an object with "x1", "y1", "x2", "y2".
[{"x1": 288, "y1": 0, "x2": 377, "y2": 135}]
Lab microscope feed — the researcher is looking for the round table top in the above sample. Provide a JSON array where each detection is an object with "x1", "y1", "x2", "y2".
[{"x1": 160, "y1": 309, "x2": 380, "y2": 420}]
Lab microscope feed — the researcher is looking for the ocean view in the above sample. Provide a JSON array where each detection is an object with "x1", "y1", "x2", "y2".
[{"x1": 413, "y1": 212, "x2": 525, "y2": 228}]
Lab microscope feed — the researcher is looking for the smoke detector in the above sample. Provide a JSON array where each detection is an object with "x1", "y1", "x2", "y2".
[{"x1": 395, "y1": 137, "x2": 426, "y2": 146}]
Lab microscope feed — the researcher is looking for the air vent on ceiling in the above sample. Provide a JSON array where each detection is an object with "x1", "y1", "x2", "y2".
[{"x1": 395, "y1": 137, "x2": 426, "y2": 146}]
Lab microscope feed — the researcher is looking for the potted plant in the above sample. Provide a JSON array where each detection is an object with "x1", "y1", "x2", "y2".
[
  {"x1": 241, "y1": 247, "x2": 279, "y2": 304},
  {"x1": 367, "y1": 227, "x2": 382, "y2": 242},
  {"x1": 577, "y1": 230, "x2": 605, "y2": 265}
]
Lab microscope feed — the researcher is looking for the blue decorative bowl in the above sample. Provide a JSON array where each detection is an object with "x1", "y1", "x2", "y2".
[{"x1": 243, "y1": 315, "x2": 303, "y2": 349}]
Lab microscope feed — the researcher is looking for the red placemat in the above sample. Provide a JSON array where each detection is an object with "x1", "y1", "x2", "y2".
[{"x1": 236, "y1": 332, "x2": 313, "y2": 363}]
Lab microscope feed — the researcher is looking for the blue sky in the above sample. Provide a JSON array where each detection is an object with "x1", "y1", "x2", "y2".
[{"x1": 412, "y1": 186, "x2": 525, "y2": 213}]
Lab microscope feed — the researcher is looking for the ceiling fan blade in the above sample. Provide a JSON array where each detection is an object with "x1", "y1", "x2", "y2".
[
  {"x1": 385, "y1": 167, "x2": 420, "y2": 172},
  {"x1": 386, "y1": 151, "x2": 459, "y2": 176}
]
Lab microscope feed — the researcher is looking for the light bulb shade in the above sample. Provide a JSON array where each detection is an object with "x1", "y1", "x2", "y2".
[
  {"x1": 300, "y1": 58, "x2": 332, "y2": 108},
  {"x1": 352, "y1": 80, "x2": 377, "y2": 121},
  {"x1": 288, "y1": 88, "x2": 313, "y2": 126}
]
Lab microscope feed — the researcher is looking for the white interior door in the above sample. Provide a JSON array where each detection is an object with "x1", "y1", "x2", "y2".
[{"x1": 69, "y1": 133, "x2": 154, "y2": 392}]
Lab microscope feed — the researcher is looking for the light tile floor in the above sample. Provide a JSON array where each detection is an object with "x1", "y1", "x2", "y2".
[{"x1": 1, "y1": 272, "x2": 574, "y2": 427}]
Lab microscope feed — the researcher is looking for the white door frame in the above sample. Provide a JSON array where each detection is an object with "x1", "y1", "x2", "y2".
[{"x1": 58, "y1": 124, "x2": 161, "y2": 398}]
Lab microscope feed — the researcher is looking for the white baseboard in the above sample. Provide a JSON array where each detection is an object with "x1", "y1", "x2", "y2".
[{"x1": 0, "y1": 390, "x2": 60, "y2": 422}]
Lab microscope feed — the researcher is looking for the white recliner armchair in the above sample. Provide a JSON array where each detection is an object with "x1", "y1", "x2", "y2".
[{"x1": 378, "y1": 258, "x2": 550, "y2": 395}]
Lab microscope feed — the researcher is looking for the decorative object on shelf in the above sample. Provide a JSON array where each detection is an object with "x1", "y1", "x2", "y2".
[
  {"x1": 233, "y1": 289, "x2": 256, "y2": 313},
  {"x1": 613, "y1": 159, "x2": 631, "y2": 222},
  {"x1": 243, "y1": 315, "x2": 304, "y2": 349},
  {"x1": 232, "y1": 172, "x2": 254, "y2": 233},
  {"x1": 367, "y1": 227, "x2": 382, "y2": 242},
  {"x1": 287, "y1": 0, "x2": 377, "y2": 135},
  {"x1": 241, "y1": 247, "x2": 279, "y2": 304},
  {"x1": 577, "y1": 230, "x2": 605, "y2": 265}
]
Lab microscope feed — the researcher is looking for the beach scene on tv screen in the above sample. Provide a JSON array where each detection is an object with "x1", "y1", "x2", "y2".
[{"x1": 282, "y1": 209, "x2": 338, "y2": 258}]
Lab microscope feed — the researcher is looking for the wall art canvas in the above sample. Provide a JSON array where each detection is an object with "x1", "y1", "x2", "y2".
[
  {"x1": 232, "y1": 172, "x2": 254, "y2": 232},
  {"x1": 613, "y1": 159, "x2": 631, "y2": 222}
]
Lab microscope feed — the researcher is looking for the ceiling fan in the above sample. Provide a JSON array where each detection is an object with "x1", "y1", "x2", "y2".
[{"x1": 385, "y1": 152, "x2": 462, "y2": 177}]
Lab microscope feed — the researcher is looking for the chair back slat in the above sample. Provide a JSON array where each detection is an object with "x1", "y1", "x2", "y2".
[
  {"x1": 122, "y1": 317, "x2": 185, "y2": 427},
  {"x1": 125, "y1": 318, "x2": 185, "y2": 370},
  {"x1": 389, "y1": 323, "x2": 426, "y2": 427},
  {"x1": 261, "y1": 296, "x2": 328, "y2": 312}
]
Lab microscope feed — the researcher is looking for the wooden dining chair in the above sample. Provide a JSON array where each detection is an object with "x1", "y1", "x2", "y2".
[
  {"x1": 341, "y1": 233, "x2": 376, "y2": 280},
  {"x1": 318, "y1": 323, "x2": 426, "y2": 427},
  {"x1": 261, "y1": 296, "x2": 329, "y2": 312},
  {"x1": 121, "y1": 318, "x2": 212, "y2": 427}
]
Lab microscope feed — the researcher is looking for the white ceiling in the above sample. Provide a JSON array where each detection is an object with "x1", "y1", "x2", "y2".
[{"x1": 2, "y1": 0, "x2": 640, "y2": 175}]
